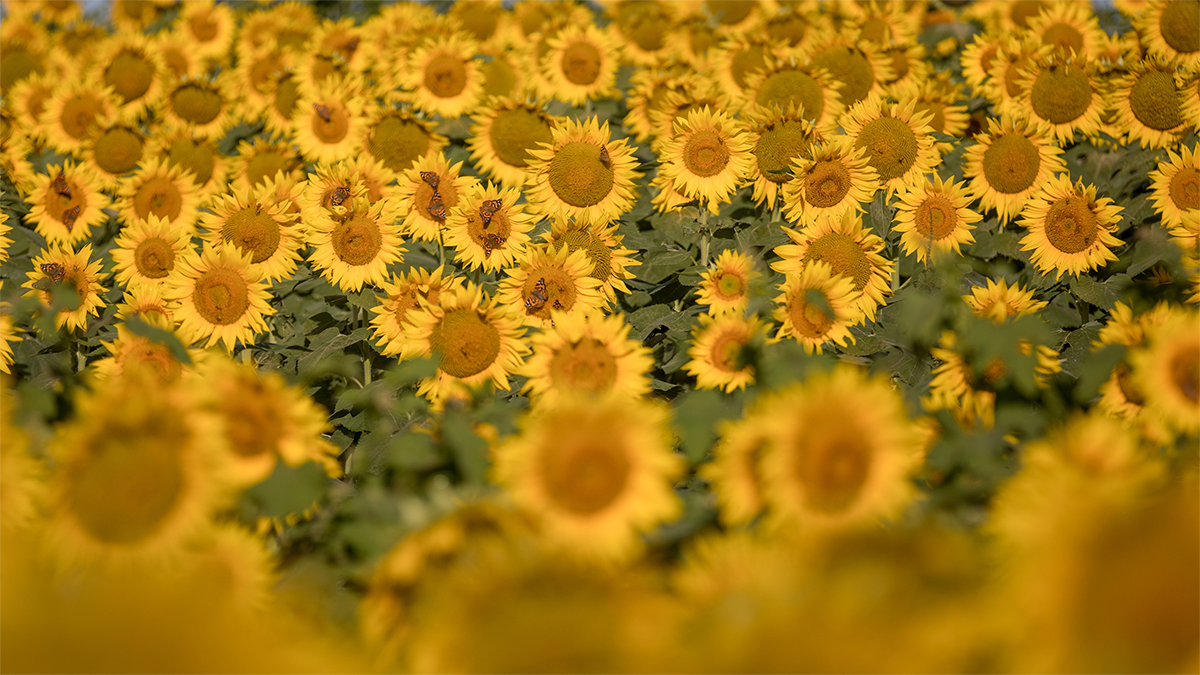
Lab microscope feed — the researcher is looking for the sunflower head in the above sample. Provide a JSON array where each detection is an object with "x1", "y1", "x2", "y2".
[
  {"x1": 697, "y1": 249, "x2": 761, "y2": 316},
  {"x1": 521, "y1": 311, "x2": 653, "y2": 406},
  {"x1": 526, "y1": 116, "x2": 640, "y2": 226}
]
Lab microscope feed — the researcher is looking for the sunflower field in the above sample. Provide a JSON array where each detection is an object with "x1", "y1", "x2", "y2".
[{"x1": 1, "y1": 0, "x2": 1198, "y2": 671}]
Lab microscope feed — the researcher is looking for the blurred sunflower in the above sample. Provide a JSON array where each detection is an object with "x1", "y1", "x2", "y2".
[
  {"x1": 497, "y1": 244, "x2": 605, "y2": 329},
  {"x1": 664, "y1": 16, "x2": 720, "y2": 66},
  {"x1": 984, "y1": 38, "x2": 1050, "y2": 113},
  {"x1": 961, "y1": 277, "x2": 1048, "y2": 322},
  {"x1": 293, "y1": 81, "x2": 365, "y2": 164},
  {"x1": 232, "y1": 48, "x2": 293, "y2": 120},
  {"x1": 746, "y1": 104, "x2": 825, "y2": 209},
  {"x1": 151, "y1": 128, "x2": 229, "y2": 201},
  {"x1": 114, "y1": 283, "x2": 176, "y2": 327},
  {"x1": 772, "y1": 211, "x2": 894, "y2": 322},
  {"x1": 624, "y1": 68, "x2": 702, "y2": 143},
  {"x1": 443, "y1": 182, "x2": 533, "y2": 273},
  {"x1": 893, "y1": 173, "x2": 982, "y2": 263},
  {"x1": 310, "y1": 17, "x2": 368, "y2": 73},
  {"x1": 80, "y1": 116, "x2": 145, "y2": 191},
  {"x1": 841, "y1": 95, "x2": 940, "y2": 198},
  {"x1": 193, "y1": 355, "x2": 341, "y2": 486},
  {"x1": 847, "y1": 0, "x2": 922, "y2": 45},
  {"x1": 348, "y1": 155, "x2": 395, "y2": 205},
  {"x1": 701, "y1": 409, "x2": 771, "y2": 526},
  {"x1": 759, "y1": 365, "x2": 921, "y2": 530},
  {"x1": 92, "y1": 322, "x2": 199, "y2": 387},
  {"x1": 648, "y1": 84, "x2": 735, "y2": 143},
  {"x1": 1018, "y1": 175, "x2": 1124, "y2": 279},
  {"x1": 200, "y1": 187, "x2": 305, "y2": 284},
  {"x1": 22, "y1": 244, "x2": 106, "y2": 332},
  {"x1": 403, "y1": 282, "x2": 528, "y2": 407},
  {"x1": 546, "y1": 220, "x2": 640, "y2": 302},
  {"x1": 37, "y1": 81, "x2": 120, "y2": 155},
  {"x1": 293, "y1": 49, "x2": 354, "y2": 105},
  {"x1": 1131, "y1": 309, "x2": 1200, "y2": 435},
  {"x1": 1110, "y1": 56, "x2": 1192, "y2": 150},
  {"x1": 173, "y1": 523, "x2": 277, "y2": 612},
  {"x1": 697, "y1": 249, "x2": 760, "y2": 317},
  {"x1": 963, "y1": 115, "x2": 1066, "y2": 225},
  {"x1": 773, "y1": 261, "x2": 862, "y2": 354},
  {"x1": 111, "y1": 214, "x2": 193, "y2": 289},
  {"x1": 25, "y1": 161, "x2": 109, "y2": 246},
  {"x1": 743, "y1": 58, "x2": 843, "y2": 133},
  {"x1": 260, "y1": 69, "x2": 301, "y2": 136},
  {"x1": 608, "y1": 2, "x2": 676, "y2": 67},
  {"x1": 710, "y1": 36, "x2": 779, "y2": 98},
  {"x1": 877, "y1": 42, "x2": 930, "y2": 92},
  {"x1": 89, "y1": 32, "x2": 166, "y2": 119},
  {"x1": 960, "y1": 33, "x2": 1005, "y2": 93},
  {"x1": 231, "y1": 135, "x2": 304, "y2": 193},
  {"x1": 521, "y1": 311, "x2": 653, "y2": 405},
  {"x1": 526, "y1": 116, "x2": 640, "y2": 226},
  {"x1": 165, "y1": 245, "x2": 274, "y2": 352},
  {"x1": 0, "y1": 212, "x2": 10, "y2": 265},
  {"x1": 781, "y1": 137, "x2": 878, "y2": 227},
  {"x1": 476, "y1": 41, "x2": 533, "y2": 100},
  {"x1": 358, "y1": 102, "x2": 447, "y2": 175},
  {"x1": 153, "y1": 31, "x2": 202, "y2": 81},
  {"x1": 6, "y1": 71, "x2": 55, "y2": 140},
  {"x1": 177, "y1": 0, "x2": 236, "y2": 63},
  {"x1": 1148, "y1": 143, "x2": 1199, "y2": 234},
  {"x1": 0, "y1": 288, "x2": 14, "y2": 376},
  {"x1": 493, "y1": 395, "x2": 683, "y2": 561},
  {"x1": 400, "y1": 34, "x2": 484, "y2": 119},
  {"x1": 540, "y1": 23, "x2": 619, "y2": 106},
  {"x1": 159, "y1": 76, "x2": 236, "y2": 138},
  {"x1": 1136, "y1": 0, "x2": 1200, "y2": 68},
  {"x1": 660, "y1": 107, "x2": 754, "y2": 215},
  {"x1": 684, "y1": 312, "x2": 771, "y2": 393},
  {"x1": 806, "y1": 35, "x2": 894, "y2": 108},
  {"x1": 467, "y1": 97, "x2": 559, "y2": 189},
  {"x1": 308, "y1": 195, "x2": 406, "y2": 293},
  {"x1": 1025, "y1": 1, "x2": 1106, "y2": 59},
  {"x1": 115, "y1": 158, "x2": 200, "y2": 233},
  {"x1": 1093, "y1": 302, "x2": 1172, "y2": 427},
  {"x1": 45, "y1": 377, "x2": 224, "y2": 566},
  {"x1": 1011, "y1": 55, "x2": 1106, "y2": 143},
  {"x1": 390, "y1": 154, "x2": 477, "y2": 243},
  {"x1": 887, "y1": 76, "x2": 971, "y2": 140},
  {"x1": 369, "y1": 266, "x2": 459, "y2": 359}
]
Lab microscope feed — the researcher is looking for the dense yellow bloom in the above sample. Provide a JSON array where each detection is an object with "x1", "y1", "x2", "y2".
[
  {"x1": 496, "y1": 244, "x2": 605, "y2": 329},
  {"x1": 1131, "y1": 309, "x2": 1200, "y2": 435},
  {"x1": 24, "y1": 161, "x2": 110, "y2": 246},
  {"x1": 369, "y1": 266, "x2": 460, "y2": 360},
  {"x1": 781, "y1": 137, "x2": 879, "y2": 227},
  {"x1": 539, "y1": 23, "x2": 620, "y2": 106},
  {"x1": 390, "y1": 153, "x2": 477, "y2": 243},
  {"x1": 1147, "y1": 143, "x2": 1199, "y2": 234},
  {"x1": 963, "y1": 115, "x2": 1067, "y2": 226},
  {"x1": 659, "y1": 107, "x2": 754, "y2": 215},
  {"x1": 399, "y1": 33, "x2": 485, "y2": 119},
  {"x1": 545, "y1": 220, "x2": 640, "y2": 302},
  {"x1": 696, "y1": 249, "x2": 760, "y2": 317},
  {"x1": 525, "y1": 116, "x2": 641, "y2": 226},
  {"x1": 443, "y1": 182, "x2": 534, "y2": 273},
  {"x1": 111, "y1": 214, "x2": 194, "y2": 289},
  {"x1": 308, "y1": 196, "x2": 406, "y2": 293},
  {"x1": 467, "y1": 97, "x2": 560, "y2": 189},
  {"x1": 115, "y1": 157, "x2": 201, "y2": 233},
  {"x1": 772, "y1": 261, "x2": 862, "y2": 354},
  {"x1": 744, "y1": 104, "x2": 825, "y2": 208},
  {"x1": 521, "y1": 311, "x2": 653, "y2": 406},
  {"x1": 1109, "y1": 56, "x2": 1194, "y2": 150},
  {"x1": 840, "y1": 94, "x2": 940, "y2": 198},
  {"x1": 684, "y1": 312, "x2": 771, "y2": 393},
  {"x1": 165, "y1": 245, "x2": 274, "y2": 352},
  {"x1": 22, "y1": 244, "x2": 107, "y2": 332},
  {"x1": 199, "y1": 186, "x2": 305, "y2": 284},
  {"x1": 1018, "y1": 175, "x2": 1124, "y2": 279},
  {"x1": 893, "y1": 173, "x2": 981, "y2": 263}
]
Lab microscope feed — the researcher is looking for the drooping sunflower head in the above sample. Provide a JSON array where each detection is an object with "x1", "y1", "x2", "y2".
[
  {"x1": 1018, "y1": 174, "x2": 1125, "y2": 279},
  {"x1": 467, "y1": 97, "x2": 560, "y2": 189},
  {"x1": 444, "y1": 181, "x2": 533, "y2": 273},
  {"x1": 521, "y1": 311, "x2": 654, "y2": 406},
  {"x1": 892, "y1": 173, "x2": 982, "y2": 263},
  {"x1": 773, "y1": 260, "x2": 863, "y2": 354},
  {"x1": 684, "y1": 312, "x2": 772, "y2": 393},
  {"x1": 660, "y1": 106, "x2": 755, "y2": 215},
  {"x1": 358, "y1": 101, "x2": 448, "y2": 174},
  {"x1": 22, "y1": 243, "x2": 107, "y2": 333},
  {"x1": 492, "y1": 394, "x2": 683, "y2": 562},
  {"x1": 782, "y1": 136, "x2": 879, "y2": 227},
  {"x1": 498, "y1": 243, "x2": 606, "y2": 329},
  {"x1": 111, "y1": 213, "x2": 194, "y2": 290},
  {"x1": 962, "y1": 278, "x2": 1048, "y2": 324},
  {"x1": 116, "y1": 157, "x2": 200, "y2": 233},
  {"x1": 840, "y1": 94, "x2": 939, "y2": 197},
  {"x1": 525, "y1": 115, "x2": 641, "y2": 226},
  {"x1": 697, "y1": 249, "x2": 761, "y2": 317},
  {"x1": 745, "y1": 103, "x2": 826, "y2": 207}
]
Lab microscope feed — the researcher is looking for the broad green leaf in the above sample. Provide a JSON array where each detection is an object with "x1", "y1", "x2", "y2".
[{"x1": 242, "y1": 461, "x2": 328, "y2": 518}]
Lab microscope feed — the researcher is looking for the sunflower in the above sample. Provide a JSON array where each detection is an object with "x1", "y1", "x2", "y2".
[
  {"x1": 232, "y1": 48, "x2": 293, "y2": 119},
  {"x1": 539, "y1": 23, "x2": 620, "y2": 106},
  {"x1": 962, "y1": 277, "x2": 1048, "y2": 322},
  {"x1": 840, "y1": 95, "x2": 940, "y2": 198},
  {"x1": 847, "y1": 0, "x2": 923, "y2": 46},
  {"x1": 963, "y1": 115, "x2": 1067, "y2": 226},
  {"x1": 1010, "y1": 55, "x2": 1106, "y2": 143},
  {"x1": 1093, "y1": 302, "x2": 1173, "y2": 426},
  {"x1": 1131, "y1": 309, "x2": 1200, "y2": 435},
  {"x1": 877, "y1": 41, "x2": 930, "y2": 92},
  {"x1": 546, "y1": 219, "x2": 640, "y2": 302},
  {"x1": 497, "y1": 244, "x2": 606, "y2": 329},
  {"x1": 308, "y1": 195, "x2": 406, "y2": 293},
  {"x1": 1018, "y1": 175, "x2": 1124, "y2": 279},
  {"x1": 648, "y1": 83, "x2": 736, "y2": 143},
  {"x1": 399, "y1": 34, "x2": 485, "y2": 119},
  {"x1": 159, "y1": 76, "x2": 236, "y2": 138},
  {"x1": 887, "y1": 75, "x2": 971, "y2": 140},
  {"x1": 115, "y1": 157, "x2": 201, "y2": 233},
  {"x1": 985, "y1": 38, "x2": 1051, "y2": 112},
  {"x1": 659, "y1": 107, "x2": 754, "y2": 215},
  {"x1": 926, "y1": 333, "x2": 1061, "y2": 430},
  {"x1": 403, "y1": 282, "x2": 528, "y2": 407},
  {"x1": 1, "y1": 134, "x2": 37, "y2": 196},
  {"x1": 650, "y1": 170, "x2": 693, "y2": 214},
  {"x1": 1025, "y1": 1, "x2": 1106, "y2": 59},
  {"x1": 742, "y1": 58, "x2": 843, "y2": 134},
  {"x1": 114, "y1": 282, "x2": 176, "y2": 327},
  {"x1": 684, "y1": 312, "x2": 771, "y2": 393},
  {"x1": 1110, "y1": 55, "x2": 1193, "y2": 150},
  {"x1": 961, "y1": 33, "x2": 1005, "y2": 93},
  {"x1": 1133, "y1": 0, "x2": 1198, "y2": 68},
  {"x1": 357, "y1": 102, "x2": 447, "y2": 175},
  {"x1": 0, "y1": 212, "x2": 10, "y2": 265},
  {"x1": 292, "y1": 48, "x2": 356, "y2": 105},
  {"x1": 150, "y1": 128, "x2": 229, "y2": 201},
  {"x1": 390, "y1": 153, "x2": 477, "y2": 243},
  {"x1": 299, "y1": 160, "x2": 369, "y2": 220},
  {"x1": 773, "y1": 261, "x2": 862, "y2": 354},
  {"x1": 191, "y1": 355, "x2": 341, "y2": 486},
  {"x1": 700, "y1": 409, "x2": 771, "y2": 526},
  {"x1": 177, "y1": 0, "x2": 236, "y2": 63},
  {"x1": 370, "y1": 266, "x2": 460, "y2": 360},
  {"x1": 525, "y1": 116, "x2": 641, "y2": 226},
  {"x1": 622, "y1": 66, "x2": 697, "y2": 144},
  {"x1": 443, "y1": 182, "x2": 533, "y2": 273},
  {"x1": 492, "y1": 395, "x2": 683, "y2": 562},
  {"x1": 1148, "y1": 144, "x2": 1200, "y2": 234},
  {"x1": 695, "y1": 249, "x2": 760, "y2": 317},
  {"x1": 309, "y1": 17, "x2": 367, "y2": 73},
  {"x1": 292, "y1": 81, "x2": 365, "y2": 164},
  {"x1": 0, "y1": 288, "x2": 14, "y2": 376},
  {"x1": 7, "y1": 71, "x2": 55, "y2": 139},
  {"x1": 759, "y1": 365, "x2": 921, "y2": 530},
  {"x1": 608, "y1": 2, "x2": 676, "y2": 67},
  {"x1": 467, "y1": 97, "x2": 560, "y2": 189},
  {"x1": 37, "y1": 81, "x2": 120, "y2": 155},
  {"x1": 111, "y1": 214, "x2": 194, "y2": 289},
  {"x1": 80, "y1": 116, "x2": 146, "y2": 191},
  {"x1": 710, "y1": 36, "x2": 780, "y2": 97},
  {"x1": 664, "y1": 16, "x2": 721, "y2": 65},
  {"x1": 165, "y1": 245, "x2": 275, "y2": 352},
  {"x1": 772, "y1": 211, "x2": 895, "y2": 322},
  {"x1": 521, "y1": 311, "x2": 653, "y2": 405},
  {"x1": 44, "y1": 377, "x2": 225, "y2": 566},
  {"x1": 199, "y1": 186, "x2": 305, "y2": 284},
  {"x1": 893, "y1": 173, "x2": 982, "y2": 263},
  {"x1": 89, "y1": 32, "x2": 167, "y2": 119},
  {"x1": 805, "y1": 36, "x2": 894, "y2": 108},
  {"x1": 260, "y1": 68, "x2": 301, "y2": 136},
  {"x1": 22, "y1": 244, "x2": 106, "y2": 333},
  {"x1": 745, "y1": 105, "x2": 825, "y2": 209},
  {"x1": 231, "y1": 135, "x2": 305, "y2": 193},
  {"x1": 476, "y1": 40, "x2": 533, "y2": 100},
  {"x1": 24, "y1": 161, "x2": 110, "y2": 247},
  {"x1": 92, "y1": 322, "x2": 200, "y2": 386},
  {"x1": 781, "y1": 137, "x2": 879, "y2": 227}
]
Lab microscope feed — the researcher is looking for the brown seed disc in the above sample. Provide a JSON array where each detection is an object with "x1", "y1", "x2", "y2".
[
  {"x1": 1160, "y1": 1, "x2": 1200, "y2": 55},
  {"x1": 755, "y1": 70, "x2": 826, "y2": 121},
  {"x1": 93, "y1": 127, "x2": 144, "y2": 175},
  {"x1": 981, "y1": 133, "x2": 1041, "y2": 194},
  {"x1": 61, "y1": 94, "x2": 104, "y2": 140},
  {"x1": 134, "y1": 236, "x2": 175, "y2": 279},
  {"x1": 755, "y1": 120, "x2": 814, "y2": 183},
  {"x1": 561, "y1": 40, "x2": 602, "y2": 85},
  {"x1": 540, "y1": 436, "x2": 631, "y2": 515},
  {"x1": 854, "y1": 116, "x2": 918, "y2": 182},
  {"x1": 548, "y1": 141, "x2": 614, "y2": 207},
  {"x1": 311, "y1": 102, "x2": 350, "y2": 143},
  {"x1": 125, "y1": 341, "x2": 183, "y2": 385},
  {"x1": 683, "y1": 128, "x2": 731, "y2": 178},
  {"x1": 915, "y1": 193, "x2": 959, "y2": 241},
  {"x1": 168, "y1": 138, "x2": 216, "y2": 187},
  {"x1": 424, "y1": 54, "x2": 468, "y2": 98},
  {"x1": 710, "y1": 328, "x2": 749, "y2": 373},
  {"x1": 221, "y1": 208, "x2": 281, "y2": 263},
  {"x1": 369, "y1": 116, "x2": 431, "y2": 172},
  {"x1": 804, "y1": 159, "x2": 852, "y2": 208},
  {"x1": 134, "y1": 176, "x2": 183, "y2": 221},
  {"x1": 1169, "y1": 166, "x2": 1200, "y2": 211},
  {"x1": 332, "y1": 214, "x2": 383, "y2": 265},
  {"x1": 273, "y1": 75, "x2": 300, "y2": 118},
  {"x1": 556, "y1": 229, "x2": 613, "y2": 282},
  {"x1": 802, "y1": 232, "x2": 872, "y2": 291},
  {"x1": 1041, "y1": 22, "x2": 1084, "y2": 55},
  {"x1": 192, "y1": 265, "x2": 250, "y2": 326},
  {"x1": 430, "y1": 308, "x2": 501, "y2": 379},
  {"x1": 788, "y1": 289, "x2": 835, "y2": 339},
  {"x1": 104, "y1": 50, "x2": 154, "y2": 103},
  {"x1": 549, "y1": 338, "x2": 618, "y2": 393},
  {"x1": 1043, "y1": 195, "x2": 1100, "y2": 254},
  {"x1": 525, "y1": 265, "x2": 578, "y2": 321},
  {"x1": 490, "y1": 108, "x2": 554, "y2": 168},
  {"x1": 171, "y1": 84, "x2": 223, "y2": 125},
  {"x1": 1129, "y1": 70, "x2": 1185, "y2": 131},
  {"x1": 794, "y1": 429, "x2": 870, "y2": 514},
  {"x1": 224, "y1": 393, "x2": 282, "y2": 458},
  {"x1": 1031, "y1": 64, "x2": 1093, "y2": 124}
]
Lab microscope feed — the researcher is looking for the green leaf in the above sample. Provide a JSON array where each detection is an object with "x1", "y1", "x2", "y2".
[
  {"x1": 671, "y1": 388, "x2": 741, "y2": 464},
  {"x1": 387, "y1": 430, "x2": 444, "y2": 472},
  {"x1": 441, "y1": 410, "x2": 490, "y2": 484},
  {"x1": 1070, "y1": 274, "x2": 1119, "y2": 309},
  {"x1": 1073, "y1": 343, "x2": 1126, "y2": 403},
  {"x1": 639, "y1": 248, "x2": 693, "y2": 284},
  {"x1": 242, "y1": 461, "x2": 328, "y2": 518},
  {"x1": 124, "y1": 317, "x2": 193, "y2": 365}
]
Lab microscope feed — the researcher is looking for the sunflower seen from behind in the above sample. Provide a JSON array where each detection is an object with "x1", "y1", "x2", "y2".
[
  {"x1": 892, "y1": 173, "x2": 982, "y2": 263},
  {"x1": 525, "y1": 116, "x2": 640, "y2": 226},
  {"x1": 493, "y1": 395, "x2": 683, "y2": 562},
  {"x1": 521, "y1": 311, "x2": 653, "y2": 407},
  {"x1": 22, "y1": 244, "x2": 107, "y2": 333},
  {"x1": 659, "y1": 107, "x2": 754, "y2": 215},
  {"x1": 773, "y1": 261, "x2": 862, "y2": 355},
  {"x1": 403, "y1": 281, "x2": 528, "y2": 408},
  {"x1": 759, "y1": 365, "x2": 922, "y2": 531},
  {"x1": 308, "y1": 195, "x2": 406, "y2": 293},
  {"x1": 1018, "y1": 174, "x2": 1124, "y2": 279},
  {"x1": 165, "y1": 245, "x2": 274, "y2": 353}
]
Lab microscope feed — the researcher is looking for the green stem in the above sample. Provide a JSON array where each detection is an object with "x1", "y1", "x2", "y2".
[
  {"x1": 474, "y1": 268, "x2": 481, "y2": 287},
  {"x1": 699, "y1": 208, "x2": 710, "y2": 268},
  {"x1": 771, "y1": 201, "x2": 781, "y2": 223},
  {"x1": 75, "y1": 339, "x2": 85, "y2": 373}
]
